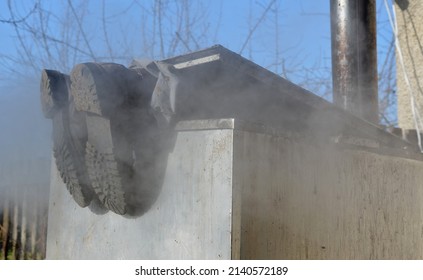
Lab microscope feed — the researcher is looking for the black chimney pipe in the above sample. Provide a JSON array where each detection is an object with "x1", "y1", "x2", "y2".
[{"x1": 330, "y1": 0, "x2": 379, "y2": 124}]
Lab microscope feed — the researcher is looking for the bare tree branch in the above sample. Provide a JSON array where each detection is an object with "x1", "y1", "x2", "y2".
[
  {"x1": 67, "y1": 0, "x2": 97, "y2": 61},
  {"x1": 176, "y1": 32, "x2": 191, "y2": 52},
  {"x1": 7, "y1": 0, "x2": 38, "y2": 74},
  {"x1": 102, "y1": 0, "x2": 114, "y2": 61},
  {"x1": 239, "y1": 0, "x2": 276, "y2": 55},
  {"x1": 37, "y1": 4, "x2": 53, "y2": 64},
  {"x1": 0, "y1": 2, "x2": 38, "y2": 24},
  {"x1": 155, "y1": 0, "x2": 165, "y2": 58}
]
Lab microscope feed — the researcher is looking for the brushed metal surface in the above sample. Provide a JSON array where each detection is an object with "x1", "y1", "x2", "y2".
[
  {"x1": 234, "y1": 129, "x2": 423, "y2": 259},
  {"x1": 46, "y1": 121, "x2": 234, "y2": 259},
  {"x1": 47, "y1": 118, "x2": 423, "y2": 259}
]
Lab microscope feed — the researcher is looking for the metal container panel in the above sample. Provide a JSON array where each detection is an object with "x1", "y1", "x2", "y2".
[
  {"x1": 46, "y1": 121, "x2": 234, "y2": 259},
  {"x1": 234, "y1": 129, "x2": 423, "y2": 259},
  {"x1": 47, "y1": 118, "x2": 423, "y2": 259}
]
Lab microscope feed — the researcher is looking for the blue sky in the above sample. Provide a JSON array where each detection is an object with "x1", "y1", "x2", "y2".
[
  {"x1": 0, "y1": 0, "x2": 398, "y2": 166},
  {"x1": 0, "y1": 1, "x2": 330, "y2": 78},
  {"x1": 0, "y1": 0, "x2": 394, "y2": 98}
]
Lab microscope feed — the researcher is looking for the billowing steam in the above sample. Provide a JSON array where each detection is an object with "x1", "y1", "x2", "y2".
[{"x1": 0, "y1": 79, "x2": 51, "y2": 259}]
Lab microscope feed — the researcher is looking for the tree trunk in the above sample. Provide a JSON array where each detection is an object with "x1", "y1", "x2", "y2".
[
  {"x1": 10, "y1": 195, "x2": 18, "y2": 260},
  {"x1": 30, "y1": 204, "x2": 37, "y2": 259},
  {"x1": 1, "y1": 199, "x2": 9, "y2": 260},
  {"x1": 19, "y1": 193, "x2": 27, "y2": 260}
]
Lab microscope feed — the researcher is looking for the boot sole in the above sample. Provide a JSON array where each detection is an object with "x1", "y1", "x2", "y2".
[
  {"x1": 70, "y1": 63, "x2": 131, "y2": 215},
  {"x1": 41, "y1": 69, "x2": 95, "y2": 207}
]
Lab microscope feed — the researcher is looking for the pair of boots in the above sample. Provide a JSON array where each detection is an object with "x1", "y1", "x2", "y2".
[{"x1": 41, "y1": 62, "x2": 168, "y2": 216}]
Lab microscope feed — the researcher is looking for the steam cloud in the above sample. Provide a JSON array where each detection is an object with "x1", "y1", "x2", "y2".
[{"x1": 0, "y1": 79, "x2": 51, "y2": 210}]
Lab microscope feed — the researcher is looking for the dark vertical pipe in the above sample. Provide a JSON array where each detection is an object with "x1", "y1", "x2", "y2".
[{"x1": 330, "y1": 0, "x2": 379, "y2": 124}]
